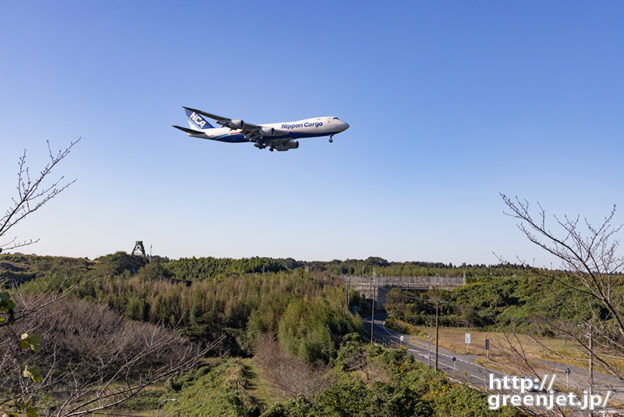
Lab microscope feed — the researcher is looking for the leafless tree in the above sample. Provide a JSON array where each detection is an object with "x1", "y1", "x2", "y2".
[
  {"x1": 0, "y1": 140, "x2": 220, "y2": 416},
  {"x1": 499, "y1": 194, "x2": 624, "y2": 415},
  {"x1": 0, "y1": 294, "x2": 221, "y2": 416},
  {"x1": 254, "y1": 333, "x2": 334, "y2": 399},
  {"x1": 491, "y1": 329, "x2": 565, "y2": 416},
  {"x1": 501, "y1": 194, "x2": 624, "y2": 369},
  {"x1": 0, "y1": 139, "x2": 79, "y2": 252},
  {"x1": 0, "y1": 139, "x2": 81, "y2": 416}
]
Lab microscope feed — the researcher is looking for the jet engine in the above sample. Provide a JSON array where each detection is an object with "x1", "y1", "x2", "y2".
[
  {"x1": 225, "y1": 119, "x2": 245, "y2": 129},
  {"x1": 273, "y1": 140, "x2": 299, "y2": 151},
  {"x1": 260, "y1": 127, "x2": 275, "y2": 136}
]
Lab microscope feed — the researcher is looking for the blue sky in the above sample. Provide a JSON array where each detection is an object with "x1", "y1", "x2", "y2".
[{"x1": 0, "y1": 1, "x2": 622, "y2": 265}]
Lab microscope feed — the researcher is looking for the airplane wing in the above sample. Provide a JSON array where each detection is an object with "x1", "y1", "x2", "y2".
[{"x1": 183, "y1": 107, "x2": 288, "y2": 141}]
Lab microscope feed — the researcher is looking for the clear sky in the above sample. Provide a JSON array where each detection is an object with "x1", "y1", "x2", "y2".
[{"x1": 0, "y1": 1, "x2": 622, "y2": 265}]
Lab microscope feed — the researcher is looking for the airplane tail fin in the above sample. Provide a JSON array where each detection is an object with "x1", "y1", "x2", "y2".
[{"x1": 185, "y1": 108, "x2": 215, "y2": 130}]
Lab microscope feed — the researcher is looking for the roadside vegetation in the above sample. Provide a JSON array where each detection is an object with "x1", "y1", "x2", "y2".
[
  {"x1": 385, "y1": 274, "x2": 602, "y2": 334},
  {"x1": 159, "y1": 336, "x2": 524, "y2": 417}
]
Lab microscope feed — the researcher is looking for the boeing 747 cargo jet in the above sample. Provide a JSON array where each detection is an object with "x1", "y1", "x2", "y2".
[{"x1": 173, "y1": 107, "x2": 349, "y2": 152}]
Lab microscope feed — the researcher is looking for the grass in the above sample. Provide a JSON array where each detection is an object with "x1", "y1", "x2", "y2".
[
  {"x1": 242, "y1": 357, "x2": 289, "y2": 406},
  {"x1": 62, "y1": 357, "x2": 286, "y2": 416},
  {"x1": 397, "y1": 322, "x2": 624, "y2": 401},
  {"x1": 88, "y1": 383, "x2": 166, "y2": 416}
]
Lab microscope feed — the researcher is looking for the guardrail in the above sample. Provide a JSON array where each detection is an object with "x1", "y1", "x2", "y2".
[
  {"x1": 346, "y1": 275, "x2": 465, "y2": 288},
  {"x1": 347, "y1": 275, "x2": 466, "y2": 307}
]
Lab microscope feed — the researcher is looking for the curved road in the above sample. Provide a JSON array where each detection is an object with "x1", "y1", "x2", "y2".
[
  {"x1": 364, "y1": 314, "x2": 503, "y2": 389},
  {"x1": 363, "y1": 314, "x2": 620, "y2": 416}
]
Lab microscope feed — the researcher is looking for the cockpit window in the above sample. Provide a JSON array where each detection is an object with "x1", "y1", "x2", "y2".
[{"x1": 332, "y1": 117, "x2": 339, "y2": 120}]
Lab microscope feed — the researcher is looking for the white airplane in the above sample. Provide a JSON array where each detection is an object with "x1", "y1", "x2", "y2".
[{"x1": 173, "y1": 107, "x2": 350, "y2": 152}]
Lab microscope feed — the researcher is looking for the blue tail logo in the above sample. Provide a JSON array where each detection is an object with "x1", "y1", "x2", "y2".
[{"x1": 185, "y1": 109, "x2": 214, "y2": 129}]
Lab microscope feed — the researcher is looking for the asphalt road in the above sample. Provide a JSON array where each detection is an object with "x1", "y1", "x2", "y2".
[
  {"x1": 362, "y1": 314, "x2": 620, "y2": 416},
  {"x1": 363, "y1": 314, "x2": 503, "y2": 389}
]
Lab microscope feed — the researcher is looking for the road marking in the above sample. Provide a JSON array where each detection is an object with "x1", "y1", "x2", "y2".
[
  {"x1": 406, "y1": 348, "x2": 487, "y2": 383},
  {"x1": 381, "y1": 322, "x2": 497, "y2": 372},
  {"x1": 377, "y1": 321, "x2": 506, "y2": 384}
]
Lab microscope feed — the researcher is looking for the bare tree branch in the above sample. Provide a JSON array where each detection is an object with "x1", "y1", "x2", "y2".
[
  {"x1": 0, "y1": 139, "x2": 80, "y2": 252},
  {"x1": 0, "y1": 294, "x2": 221, "y2": 416},
  {"x1": 500, "y1": 193, "x2": 624, "y2": 383}
]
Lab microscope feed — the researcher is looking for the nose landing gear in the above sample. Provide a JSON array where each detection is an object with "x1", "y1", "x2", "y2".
[{"x1": 329, "y1": 135, "x2": 334, "y2": 143}]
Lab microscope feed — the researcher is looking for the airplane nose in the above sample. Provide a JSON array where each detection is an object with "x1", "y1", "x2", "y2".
[{"x1": 342, "y1": 122, "x2": 350, "y2": 131}]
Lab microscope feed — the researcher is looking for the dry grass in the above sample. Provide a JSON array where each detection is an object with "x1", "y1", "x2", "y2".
[
  {"x1": 407, "y1": 324, "x2": 580, "y2": 360},
  {"x1": 404, "y1": 323, "x2": 624, "y2": 386}
]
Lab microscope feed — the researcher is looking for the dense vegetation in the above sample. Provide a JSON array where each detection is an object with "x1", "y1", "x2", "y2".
[
  {"x1": 385, "y1": 274, "x2": 611, "y2": 334},
  {"x1": 162, "y1": 342, "x2": 523, "y2": 417},
  {"x1": 0, "y1": 253, "x2": 535, "y2": 285},
  {"x1": 7, "y1": 251, "x2": 613, "y2": 338},
  {"x1": 7, "y1": 253, "x2": 364, "y2": 361},
  {"x1": 4, "y1": 252, "x2": 605, "y2": 345},
  {"x1": 0, "y1": 252, "x2": 552, "y2": 415},
  {"x1": 164, "y1": 359, "x2": 262, "y2": 417},
  {"x1": 310, "y1": 257, "x2": 533, "y2": 282},
  {"x1": 278, "y1": 295, "x2": 361, "y2": 363}
]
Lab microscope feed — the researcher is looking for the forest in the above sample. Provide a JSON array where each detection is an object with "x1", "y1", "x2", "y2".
[{"x1": 0, "y1": 252, "x2": 530, "y2": 416}]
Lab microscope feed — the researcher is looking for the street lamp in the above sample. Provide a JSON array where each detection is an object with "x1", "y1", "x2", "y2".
[{"x1": 157, "y1": 398, "x2": 177, "y2": 417}]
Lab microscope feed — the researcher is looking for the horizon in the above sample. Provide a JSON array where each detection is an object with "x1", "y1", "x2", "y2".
[{"x1": 0, "y1": 250, "x2": 563, "y2": 270}]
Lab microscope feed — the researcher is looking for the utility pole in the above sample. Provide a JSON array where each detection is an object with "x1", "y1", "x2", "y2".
[
  {"x1": 370, "y1": 270, "x2": 376, "y2": 344},
  {"x1": 588, "y1": 323, "x2": 594, "y2": 397},
  {"x1": 435, "y1": 300, "x2": 439, "y2": 371},
  {"x1": 346, "y1": 275, "x2": 350, "y2": 310}
]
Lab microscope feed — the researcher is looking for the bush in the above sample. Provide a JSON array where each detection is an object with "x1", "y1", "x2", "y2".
[
  {"x1": 162, "y1": 359, "x2": 261, "y2": 417},
  {"x1": 278, "y1": 297, "x2": 361, "y2": 364}
]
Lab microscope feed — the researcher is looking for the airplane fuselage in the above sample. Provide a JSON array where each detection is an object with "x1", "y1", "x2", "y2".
[
  {"x1": 175, "y1": 108, "x2": 350, "y2": 151},
  {"x1": 193, "y1": 116, "x2": 349, "y2": 143}
]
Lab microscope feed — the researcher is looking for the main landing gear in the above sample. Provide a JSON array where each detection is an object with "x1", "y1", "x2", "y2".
[{"x1": 269, "y1": 147, "x2": 274, "y2": 152}]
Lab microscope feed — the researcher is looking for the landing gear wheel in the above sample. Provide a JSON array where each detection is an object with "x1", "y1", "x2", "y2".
[
  {"x1": 329, "y1": 138, "x2": 333, "y2": 143},
  {"x1": 269, "y1": 147, "x2": 274, "y2": 152}
]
